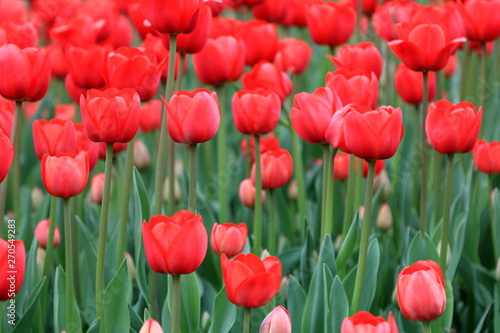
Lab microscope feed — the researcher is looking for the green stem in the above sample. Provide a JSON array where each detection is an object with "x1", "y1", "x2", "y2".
[
  {"x1": 171, "y1": 275, "x2": 181, "y2": 333},
  {"x1": 188, "y1": 144, "x2": 198, "y2": 213},
  {"x1": 290, "y1": 127, "x2": 307, "y2": 238},
  {"x1": 423, "y1": 322, "x2": 432, "y2": 333},
  {"x1": 167, "y1": 138, "x2": 176, "y2": 215},
  {"x1": 64, "y1": 198, "x2": 77, "y2": 330},
  {"x1": 96, "y1": 143, "x2": 114, "y2": 332},
  {"x1": 489, "y1": 175, "x2": 498, "y2": 259},
  {"x1": 71, "y1": 197, "x2": 81, "y2": 307},
  {"x1": 432, "y1": 151, "x2": 443, "y2": 230},
  {"x1": 320, "y1": 145, "x2": 329, "y2": 241},
  {"x1": 175, "y1": 53, "x2": 185, "y2": 92},
  {"x1": 12, "y1": 101, "x2": 21, "y2": 222},
  {"x1": 218, "y1": 84, "x2": 228, "y2": 223},
  {"x1": 116, "y1": 139, "x2": 135, "y2": 269},
  {"x1": 354, "y1": 158, "x2": 364, "y2": 210},
  {"x1": 243, "y1": 308, "x2": 251, "y2": 333},
  {"x1": 412, "y1": 104, "x2": 421, "y2": 212},
  {"x1": 350, "y1": 159, "x2": 376, "y2": 314},
  {"x1": 480, "y1": 42, "x2": 487, "y2": 137},
  {"x1": 148, "y1": 271, "x2": 159, "y2": 319},
  {"x1": 460, "y1": 46, "x2": 470, "y2": 101},
  {"x1": 440, "y1": 154, "x2": 454, "y2": 271},
  {"x1": 252, "y1": 134, "x2": 263, "y2": 254},
  {"x1": 268, "y1": 189, "x2": 276, "y2": 255},
  {"x1": 325, "y1": 148, "x2": 336, "y2": 238},
  {"x1": 154, "y1": 33, "x2": 177, "y2": 215},
  {"x1": 342, "y1": 155, "x2": 357, "y2": 237},
  {"x1": 420, "y1": 71, "x2": 429, "y2": 236}
]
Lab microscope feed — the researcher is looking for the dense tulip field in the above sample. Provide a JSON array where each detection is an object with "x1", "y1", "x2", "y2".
[{"x1": 0, "y1": 0, "x2": 500, "y2": 332}]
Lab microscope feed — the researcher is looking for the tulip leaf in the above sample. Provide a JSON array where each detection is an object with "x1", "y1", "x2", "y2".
[
  {"x1": 179, "y1": 273, "x2": 200, "y2": 333},
  {"x1": 300, "y1": 227, "x2": 315, "y2": 291},
  {"x1": 161, "y1": 290, "x2": 172, "y2": 333},
  {"x1": 404, "y1": 231, "x2": 439, "y2": 266},
  {"x1": 13, "y1": 237, "x2": 39, "y2": 314},
  {"x1": 129, "y1": 304, "x2": 143, "y2": 333},
  {"x1": 11, "y1": 277, "x2": 45, "y2": 333},
  {"x1": 86, "y1": 319, "x2": 100, "y2": 333},
  {"x1": 132, "y1": 167, "x2": 150, "y2": 220},
  {"x1": 446, "y1": 211, "x2": 468, "y2": 279},
  {"x1": 53, "y1": 266, "x2": 83, "y2": 333},
  {"x1": 336, "y1": 213, "x2": 359, "y2": 273},
  {"x1": 330, "y1": 276, "x2": 349, "y2": 333},
  {"x1": 493, "y1": 188, "x2": 500, "y2": 259},
  {"x1": 208, "y1": 287, "x2": 236, "y2": 333},
  {"x1": 287, "y1": 276, "x2": 306, "y2": 333},
  {"x1": 76, "y1": 216, "x2": 97, "y2": 324},
  {"x1": 104, "y1": 259, "x2": 130, "y2": 333},
  {"x1": 472, "y1": 300, "x2": 492, "y2": 333},
  {"x1": 318, "y1": 235, "x2": 337, "y2": 276}
]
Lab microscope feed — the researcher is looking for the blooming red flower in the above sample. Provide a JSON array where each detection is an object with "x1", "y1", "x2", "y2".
[
  {"x1": 41, "y1": 152, "x2": 89, "y2": 198},
  {"x1": 35, "y1": 219, "x2": 61, "y2": 249},
  {"x1": 140, "y1": 99, "x2": 162, "y2": 133},
  {"x1": 251, "y1": 148, "x2": 293, "y2": 189},
  {"x1": 232, "y1": 88, "x2": 281, "y2": 135},
  {"x1": 239, "y1": 178, "x2": 266, "y2": 208},
  {"x1": 473, "y1": 140, "x2": 500, "y2": 174},
  {"x1": 458, "y1": 0, "x2": 500, "y2": 42},
  {"x1": 328, "y1": 42, "x2": 383, "y2": 79},
  {"x1": 140, "y1": 0, "x2": 200, "y2": 34},
  {"x1": 306, "y1": 2, "x2": 356, "y2": 47},
  {"x1": 211, "y1": 223, "x2": 248, "y2": 257},
  {"x1": 274, "y1": 38, "x2": 312, "y2": 75},
  {"x1": 253, "y1": 0, "x2": 286, "y2": 23},
  {"x1": 32, "y1": 119, "x2": 76, "y2": 160},
  {"x1": 341, "y1": 311, "x2": 398, "y2": 333},
  {"x1": 74, "y1": 123, "x2": 100, "y2": 172},
  {"x1": 0, "y1": 239, "x2": 25, "y2": 301},
  {"x1": 237, "y1": 20, "x2": 278, "y2": 66},
  {"x1": 0, "y1": 127, "x2": 13, "y2": 183},
  {"x1": 243, "y1": 61, "x2": 292, "y2": 102},
  {"x1": 65, "y1": 44, "x2": 108, "y2": 89},
  {"x1": 394, "y1": 65, "x2": 436, "y2": 105},
  {"x1": 325, "y1": 69, "x2": 378, "y2": 109},
  {"x1": 241, "y1": 135, "x2": 281, "y2": 164}
]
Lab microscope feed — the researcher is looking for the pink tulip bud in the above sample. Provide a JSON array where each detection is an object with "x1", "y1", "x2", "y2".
[
  {"x1": 134, "y1": 139, "x2": 151, "y2": 170},
  {"x1": 90, "y1": 173, "x2": 106, "y2": 205},
  {"x1": 211, "y1": 223, "x2": 248, "y2": 257},
  {"x1": 139, "y1": 318, "x2": 163, "y2": 333},
  {"x1": 239, "y1": 178, "x2": 266, "y2": 208},
  {"x1": 260, "y1": 305, "x2": 291, "y2": 333},
  {"x1": 34, "y1": 219, "x2": 61, "y2": 249}
]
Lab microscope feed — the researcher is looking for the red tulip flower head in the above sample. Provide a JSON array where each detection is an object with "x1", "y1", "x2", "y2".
[
  {"x1": 473, "y1": 140, "x2": 500, "y2": 174},
  {"x1": 459, "y1": 0, "x2": 500, "y2": 42},
  {"x1": 0, "y1": 239, "x2": 25, "y2": 301},
  {"x1": 325, "y1": 69, "x2": 378, "y2": 109},
  {"x1": 0, "y1": 45, "x2": 51, "y2": 102},
  {"x1": 236, "y1": 20, "x2": 278, "y2": 66},
  {"x1": 41, "y1": 152, "x2": 90, "y2": 198},
  {"x1": 425, "y1": 100, "x2": 482, "y2": 155},
  {"x1": 291, "y1": 87, "x2": 343, "y2": 144},
  {"x1": 90, "y1": 173, "x2": 106, "y2": 205},
  {"x1": 0, "y1": 128, "x2": 13, "y2": 183},
  {"x1": 164, "y1": 89, "x2": 220, "y2": 144},
  {"x1": 243, "y1": 61, "x2": 293, "y2": 102},
  {"x1": 221, "y1": 253, "x2": 282, "y2": 308},
  {"x1": 328, "y1": 42, "x2": 383, "y2": 79},
  {"x1": 253, "y1": 0, "x2": 286, "y2": 23},
  {"x1": 341, "y1": 311, "x2": 398, "y2": 333},
  {"x1": 140, "y1": 99, "x2": 162, "y2": 133},
  {"x1": 239, "y1": 178, "x2": 266, "y2": 208},
  {"x1": 232, "y1": 89, "x2": 281, "y2": 135},
  {"x1": 211, "y1": 222, "x2": 248, "y2": 257},
  {"x1": 139, "y1": 0, "x2": 200, "y2": 34},
  {"x1": 80, "y1": 88, "x2": 141, "y2": 144},
  {"x1": 142, "y1": 211, "x2": 208, "y2": 275},
  {"x1": 251, "y1": 148, "x2": 293, "y2": 189},
  {"x1": 35, "y1": 219, "x2": 61, "y2": 249},
  {"x1": 32, "y1": 119, "x2": 76, "y2": 160},
  {"x1": 397, "y1": 260, "x2": 446, "y2": 322},
  {"x1": 260, "y1": 305, "x2": 292, "y2": 333},
  {"x1": 74, "y1": 123, "x2": 100, "y2": 172},
  {"x1": 139, "y1": 319, "x2": 163, "y2": 333},
  {"x1": 65, "y1": 44, "x2": 108, "y2": 89},
  {"x1": 241, "y1": 135, "x2": 281, "y2": 164},
  {"x1": 274, "y1": 38, "x2": 312, "y2": 75},
  {"x1": 394, "y1": 65, "x2": 436, "y2": 105}
]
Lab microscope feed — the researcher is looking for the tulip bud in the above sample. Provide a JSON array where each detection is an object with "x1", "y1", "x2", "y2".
[
  {"x1": 211, "y1": 223, "x2": 248, "y2": 258},
  {"x1": 133, "y1": 140, "x2": 151, "y2": 170},
  {"x1": 34, "y1": 219, "x2": 61, "y2": 249},
  {"x1": 287, "y1": 180, "x2": 297, "y2": 200},
  {"x1": 373, "y1": 169, "x2": 391, "y2": 200},
  {"x1": 125, "y1": 252, "x2": 136, "y2": 281},
  {"x1": 260, "y1": 305, "x2": 292, "y2": 333},
  {"x1": 174, "y1": 160, "x2": 184, "y2": 178},
  {"x1": 496, "y1": 257, "x2": 500, "y2": 281},
  {"x1": 139, "y1": 318, "x2": 163, "y2": 333},
  {"x1": 239, "y1": 178, "x2": 266, "y2": 208},
  {"x1": 376, "y1": 204, "x2": 393, "y2": 231},
  {"x1": 162, "y1": 177, "x2": 181, "y2": 203},
  {"x1": 334, "y1": 234, "x2": 343, "y2": 253},
  {"x1": 31, "y1": 186, "x2": 45, "y2": 211},
  {"x1": 36, "y1": 248, "x2": 45, "y2": 276},
  {"x1": 280, "y1": 276, "x2": 289, "y2": 297},
  {"x1": 436, "y1": 241, "x2": 451, "y2": 267},
  {"x1": 90, "y1": 173, "x2": 106, "y2": 205},
  {"x1": 358, "y1": 206, "x2": 365, "y2": 220}
]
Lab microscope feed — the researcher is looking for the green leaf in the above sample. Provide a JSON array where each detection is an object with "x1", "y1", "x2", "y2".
[
  {"x1": 358, "y1": 239, "x2": 380, "y2": 311},
  {"x1": 287, "y1": 276, "x2": 306, "y2": 333},
  {"x1": 472, "y1": 301, "x2": 492, "y2": 333},
  {"x1": 330, "y1": 276, "x2": 348, "y2": 333},
  {"x1": 53, "y1": 267, "x2": 83, "y2": 333},
  {"x1": 179, "y1": 273, "x2": 201, "y2": 333},
  {"x1": 104, "y1": 259, "x2": 131, "y2": 333},
  {"x1": 208, "y1": 288, "x2": 236, "y2": 333},
  {"x1": 404, "y1": 232, "x2": 439, "y2": 266},
  {"x1": 300, "y1": 227, "x2": 315, "y2": 291},
  {"x1": 336, "y1": 213, "x2": 359, "y2": 272},
  {"x1": 318, "y1": 235, "x2": 336, "y2": 276},
  {"x1": 446, "y1": 211, "x2": 468, "y2": 279},
  {"x1": 301, "y1": 262, "x2": 333, "y2": 333},
  {"x1": 76, "y1": 216, "x2": 97, "y2": 324},
  {"x1": 129, "y1": 304, "x2": 143, "y2": 333},
  {"x1": 11, "y1": 278, "x2": 46, "y2": 333},
  {"x1": 86, "y1": 319, "x2": 100, "y2": 333}
]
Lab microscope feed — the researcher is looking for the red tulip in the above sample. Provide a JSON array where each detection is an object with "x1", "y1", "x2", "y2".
[
  {"x1": 444, "y1": 55, "x2": 457, "y2": 78},
  {"x1": 260, "y1": 305, "x2": 292, "y2": 333},
  {"x1": 397, "y1": 260, "x2": 446, "y2": 322},
  {"x1": 473, "y1": 140, "x2": 500, "y2": 174},
  {"x1": 3, "y1": 22, "x2": 38, "y2": 49},
  {"x1": 41, "y1": 152, "x2": 89, "y2": 198},
  {"x1": 241, "y1": 135, "x2": 281, "y2": 164},
  {"x1": 80, "y1": 88, "x2": 141, "y2": 144},
  {"x1": 32, "y1": 119, "x2": 76, "y2": 160},
  {"x1": 325, "y1": 69, "x2": 378, "y2": 109},
  {"x1": 232, "y1": 88, "x2": 281, "y2": 135},
  {"x1": 211, "y1": 222, "x2": 248, "y2": 257},
  {"x1": 103, "y1": 47, "x2": 161, "y2": 102},
  {"x1": 239, "y1": 178, "x2": 266, "y2": 208},
  {"x1": 459, "y1": 0, "x2": 500, "y2": 42},
  {"x1": 372, "y1": 2, "x2": 419, "y2": 42},
  {"x1": 348, "y1": 0, "x2": 378, "y2": 16},
  {"x1": 328, "y1": 42, "x2": 383, "y2": 79},
  {"x1": 221, "y1": 253, "x2": 282, "y2": 308},
  {"x1": 333, "y1": 153, "x2": 384, "y2": 180},
  {"x1": 142, "y1": 211, "x2": 208, "y2": 275},
  {"x1": 341, "y1": 311, "x2": 398, "y2": 333},
  {"x1": 139, "y1": 318, "x2": 163, "y2": 333},
  {"x1": 242, "y1": 61, "x2": 293, "y2": 102},
  {"x1": 0, "y1": 45, "x2": 51, "y2": 102},
  {"x1": 55, "y1": 104, "x2": 76, "y2": 122},
  {"x1": 0, "y1": 97, "x2": 14, "y2": 137},
  {"x1": 193, "y1": 36, "x2": 245, "y2": 86},
  {"x1": 0, "y1": 239, "x2": 25, "y2": 301},
  {"x1": 133, "y1": 140, "x2": 151, "y2": 170},
  {"x1": 274, "y1": 38, "x2": 312, "y2": 75},
  {"x1": 279, "y1": 0, "x2": 312, "y2": 27},
  {"x1": 425, "y1": 100, "x2": 482, "y2": 155},
  {"x1": 236, "y1": 20, "x2": 278, "y2": 66},
  {"x1": 79, "y1": 0, "x2": 119, "y2": 41},
  {"x1": 128, "y1": 2, "x2": 158, "y2": 40},
  {"x1": 100, "y1": 14, "x2": 134, "y2": 49},
  {"x1": 64, "y1": 74, "x2": 88, "y2": 104},
  {"x1": 35, "y1": 219, "x2": 61, "y2": 249},
  {"x1": 253, "y1": 0, "x2": 286, "y2": 23},
  {"x1": 251, "y1": 148, "x2": 293, "y2": 189},
  {"x1": 226, "y1": 0, "x2": 264, "y2": 7},
  {"x1": 90, "y1": 173, "x2": 106, "y2": 205},
  {"x1": 141, "y1": 34, "x2": 182, "y2": 82},
  {"x1": 74, "y1": 123, "x2": 100, "y2": 172},
  {"x1": 140, "y1": 99, "x2": 162, "y2": 133},
  {"x1": 394, "y1": 65, "x2": 436, "y2": 105},
  {"x1": 411, "y1": 4, "x2": 465, "y2": 42},
  {"x1": 388, "y1": 22, "x2": 465, "y2": 72},
  {"x1": 306, "y1": 2, "x2": 356, "y2": 48},
  {"x1": 139, "y1": 0, "x2": 200, "y2": 34},
  {"x1": 0, "y1": 127, "x2": 13, "y2": 183},
  {"x1": 210, "y1": 17, "x2": 242, "y2": 38},
  {"x1": 49, "y1": 15, "x2": 104, "y2": 48},
  {"x1": 65, "y1": 44, "x2": 108, "y2": 89},
  {"x1": 291, "y1": 87, "x2": 343, "y2": 144}
]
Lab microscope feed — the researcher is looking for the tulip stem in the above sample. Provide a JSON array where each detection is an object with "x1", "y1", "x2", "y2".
[
  {"x1": 243, "y1": 308, "x2": 251, "y2": 333},
  {"x1": 252, "y1": 134, "x2": 263, "y2": 254},
  {"x1": 188, "y1": 144, "x2": 198, "y2": 213},
  {"x1": 64, "y1": 198, "x2": 77, "y2": 331},
  {"x1": 342, "y1": 154, "x2": 357, "y2": 237},
  {"x1": 268, "y1": 189, "x2": 277, "y2": 255},
  {"x1": 351, "y1": 159, "x2": 376, "y2": 315},
  {"x1": 167, "y1": 139, "x2": 176, "y2": 215},
  {"x1": 423, "y1": 322, "x2": 432, "y2": 333},
  {"x1": 489, "y1": 175, "x2": 498, "y2": 259},
  {"x1": 432, "y1": 151, "x2": 443, "y2": 229},
  {"x1": 354, "y1": 158, "x2": 364, "y2": 212},
  {"x1": 154, "y1": 33, "x2": 177, "y2": 215},
  {"x1": 320, "y1": 145, "x2": 329, "y2": 241},
  {"x1": 71, "y1": 197, "x2": 82, "y2": 307},
  {"x1": 116, "y1": 139, "x2": 135, "y2": 269},
  {"x1": 440, "y1": 153, "x2": 454, "y2": 272},
  {"x1": 355, "y1": 0, "x2": 363, "y2": 43},
  {"x1": 218, "y1": 84, "x2": 228, "y2": 223},
  {"x1": 420, "y1": 70, "x2": 429, "y2": 236},
  {"x1": 480, "y1": 42, "x2": 487, "y2": 137},
  {"x1": 96, "y1": 143, "x2": 114, "y2": 332},
  {"x1": 289, "y1": 123, "x2": 307, "y2": 239},
  {"x1": 325, "y1": 148, "x2": 337, "y2": 239},
  {"x1": 171, "y1": 275, "x2": 181, "y2": 333},
  {"x1": 175, "y1": 53, "x2": 185, "y2": 92}
]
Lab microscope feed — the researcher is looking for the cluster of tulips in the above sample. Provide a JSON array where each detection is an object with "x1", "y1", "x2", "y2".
[{"x1": 0, "y1": 0, "x2": 500, "y2": 332}]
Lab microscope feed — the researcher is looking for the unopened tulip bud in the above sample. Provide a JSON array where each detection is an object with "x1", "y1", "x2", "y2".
[
  {"x1": 358, "y1": 206, "x2": 365, "y2": 220},
  {"x1": 174, "y1": 160, "x2": 184, "y2": 178},
  {"x1": 139, "y1": 318, "x2": 163, "y2": 333},
  {"x1": 133, "y1": 140, "x2": 151, "y2": 170},
  {"x1": 287, "y1": 179, "x2": 298, "y2": 200},
  {"x1": 31, "y1": 186, "x2": 44, "y2": 211},
  {"x1": 211, "y1": 223, "x2": 248, "y2": 257},
  {"x1": 239, "y1": 178, "x2": 266, "y2": 208},
  {"x1": 261, "y1": 249, "x2": 271, "y2": 259},
  {"x1": 35, "y1": 219, "x2": 61, "y2": 249},
  {"x1": 376, "y1": 204, "x2": 393, "y2": 231},
  {"x1": 334, "y1": 234, "x2": 343, "y2": 252},
  {"x1": 162, "y1": 177, "x2": 181, "y2": 203},
  {"x1": 90, "y1": 173, "x2": 106, "y2": 205},
  {"x1": 280, "y1": 276, "x2": 289, "y2": 296},
  {"x1": 260, "y1": 305, "x2": 292, "y2": 333},
  {"x1": 36, "y1": 248, "x2": 45, "y2": 276},
  {"x1": 496, "y1": 257, "x2": 500, "y2": 281},
  {"x1": 436, "y1": 241, "x2": 451, "y2": 267},
  {"x1": 373, "y1": 169, "x2": 391, "y2": 200},
  {"x1": 125, "y1": 252, "x2": 136, "y2": 281}
]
